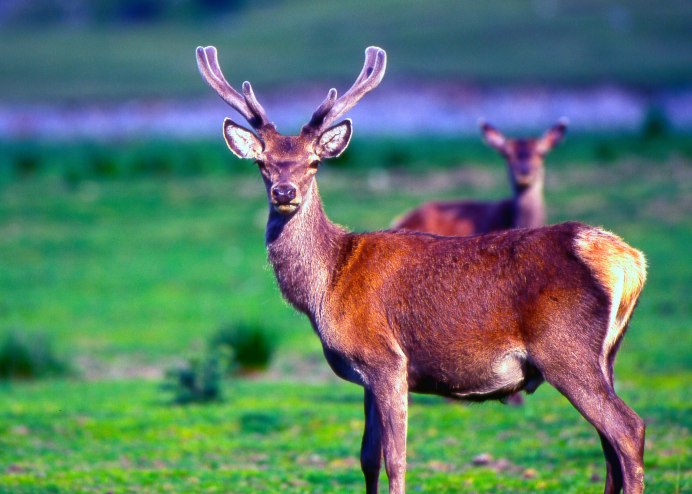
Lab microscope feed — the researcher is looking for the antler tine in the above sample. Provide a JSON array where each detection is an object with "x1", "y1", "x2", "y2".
[
  {"x1": 303, "y1": 46, "x2": 387, "y2": 134},
  {"x1": 302, "y1": 48, "x2": 378, "y2": 132},
  {"x1": 196, "y1": 46, "x2": 254, "y2": 123},
  {"x1": 202, "y1": 46, "x2": 226, "y2": 85},
  {"x1": 352, "y1": 46, "x2": 380, "y2": 87},
  {"x1": 303, "y1": 88, "x2": 337, "y2": 132},
  {"x1": 241, "y1": 81, "x2": 271, "y2": 130},
  {"x1": 325, "y1": 47, "x2": 386, "y2": 126},
  {"x1": 196, "y1": 46, "x2": 272, "y2": 131}
]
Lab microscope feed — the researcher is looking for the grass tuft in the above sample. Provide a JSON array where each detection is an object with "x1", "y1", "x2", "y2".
[
  {"x1": 161, "y1": 349, "x2": 227, "y2": 405},
  {"x1": 210, "y1": 322, "x2": 278, "y2": 374},
  {"x1": 0, "y1": 330, "x2": 71, "y2": 380}
]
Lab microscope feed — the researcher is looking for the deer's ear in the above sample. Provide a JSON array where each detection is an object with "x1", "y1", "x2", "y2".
[
  {"x1": 223, "y1": 118, "x2": 263, "y2": 159},
  {"x1": 536, "y1": 118, "x2": 568, "y2": 155},
  {"x1": 315, "y1": 119, "x2": 352, "y2": 159},
  {"x1": 479, "y1": 120, "x2": 507, "y2": 151}
]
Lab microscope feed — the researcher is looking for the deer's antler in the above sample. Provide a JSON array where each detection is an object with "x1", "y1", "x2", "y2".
[
  {"x1": 196, "y1": 46, "x2": 272, "y2": 132},
  {"x1": 302, "y1": 46, "x2": 386, "y2": 135}
]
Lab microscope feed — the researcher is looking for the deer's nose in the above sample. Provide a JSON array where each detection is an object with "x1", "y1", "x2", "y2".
[
  {"x1": 272, "y1": 184, "x2": 297, "y2": 204},
  {"x1": 517, "y1": 163, "x2": 532, "y2": 176}
]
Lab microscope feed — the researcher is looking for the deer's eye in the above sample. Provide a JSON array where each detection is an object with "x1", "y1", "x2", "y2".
[{"x1": 309, "y1": 159, "x2": 320, "y2": 169}]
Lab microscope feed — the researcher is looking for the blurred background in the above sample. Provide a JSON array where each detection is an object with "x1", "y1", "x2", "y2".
[
  {"x1": 0, "y1": 1, "x2": 690, "y2": 492},
  {"x1": 1, "y1": 0, "x2": 692, "y2": 137}
]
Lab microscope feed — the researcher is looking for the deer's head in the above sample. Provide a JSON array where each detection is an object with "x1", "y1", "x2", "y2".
[
  {"x1": 196, "y1": 46, "x2": 386, "y2": 215},
  {"x1": 480, "y1": 119, "x2": 568, "y2": 190}
]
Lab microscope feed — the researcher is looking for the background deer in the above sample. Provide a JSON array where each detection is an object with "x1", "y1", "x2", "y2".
[
  {"x1": 197, "y1": 45, "x2": 647, "y2": 494},
  {"x1": 393, "y1": 119, "x2": 568, "y2": 236}
]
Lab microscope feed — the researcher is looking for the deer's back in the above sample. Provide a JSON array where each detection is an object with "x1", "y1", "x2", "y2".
[
  {"x1": 393, "y1": 199, "x2": 515, "y2": 236},
  {"x1": 323, "y1": 223, "x2": 613, "y2": 386}
]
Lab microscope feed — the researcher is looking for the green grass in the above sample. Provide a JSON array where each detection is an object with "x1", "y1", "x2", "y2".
[
  {"x1": 0, "y1": 136, "x2": 689, "y2": 491},
  {"x1": 1, "y1": 0, "x2": 691, "y2": 101},
  {"x1": 1, "y1": 135, "x2": 688, "y2": 369},
  {"x1": 0, "y1": 376, "x2": 688, "y2": 493}
]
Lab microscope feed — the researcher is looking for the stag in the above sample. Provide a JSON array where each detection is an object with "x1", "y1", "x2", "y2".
[
  {"x1": 394, "y1": 120, "x2": 568, "y2": 236},
  {"x1": 196, "y1": 45, "x2": 646, "y2": 494}
]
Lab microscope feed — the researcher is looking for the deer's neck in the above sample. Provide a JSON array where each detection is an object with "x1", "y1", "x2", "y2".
[
  {"x1": 513, "y1": 181, "x2": 546, "y2": 229},
  {"x1": 265, "y1": 181, "x2": 346, "y2": 316}
]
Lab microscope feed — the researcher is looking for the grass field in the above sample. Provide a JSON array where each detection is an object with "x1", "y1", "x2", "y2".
[
  {"x1": 0, "y1": 136, "x2": 690, "y2": 492},
  {"x1": 1, "y1": 0, "x2": 691, "y2": 102},
  {"x1": 0, "y1": 376, "x2": 688, "y2": 493}
]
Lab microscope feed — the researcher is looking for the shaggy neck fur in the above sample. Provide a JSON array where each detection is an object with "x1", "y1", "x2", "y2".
[
  {"x1": 266, "y1": 180, "x2": 346, "y2": 317},
  {"x1": 513, "y1": 179, "x2": 546, "y2": 229}
]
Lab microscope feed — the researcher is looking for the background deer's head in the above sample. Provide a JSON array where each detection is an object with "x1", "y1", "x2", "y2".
[{"x1": 480, "y1": 119, "x2": 568, "y2": 191}]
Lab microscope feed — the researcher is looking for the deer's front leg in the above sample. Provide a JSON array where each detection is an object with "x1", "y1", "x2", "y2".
[
  {"x1": 361, "y1": 388, "x2": 382, "y2": 494},
  {"x1": 369, "y1": 368, "x2": 408, "y2": 494}
]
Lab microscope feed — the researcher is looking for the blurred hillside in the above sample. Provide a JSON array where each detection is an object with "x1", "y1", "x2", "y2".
[{"x1": 1, "y1": 0, "x2": 691, "y2": 103}]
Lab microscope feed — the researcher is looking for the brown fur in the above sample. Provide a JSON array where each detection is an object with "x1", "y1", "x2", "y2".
[
  {"x1": 392, "y1": 121, "x2": 567, "y2": 408},
  {"x1": 197, "y1": 47, "x2": 646, "y2": 494},
  {"x1": 265, "y1": 179, "x2": 646, "y2": 494}
]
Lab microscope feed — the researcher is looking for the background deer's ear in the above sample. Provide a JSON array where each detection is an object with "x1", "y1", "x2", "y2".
[
  {"x1": 223, "y1": 118, "x2": 263, "y2": 159},
  {"x1": 479, "y1": 119, "x2": 507, "y2": 151},
  {"x1": 315, "y1": 119, "x2": 352, "y2": 159},
  {"x1": 536, "y1": 117, "x2": 569, "y2": 155}
]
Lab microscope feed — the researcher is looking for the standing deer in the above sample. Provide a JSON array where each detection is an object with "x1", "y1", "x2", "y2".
[
  {"x1": 393, "y1": 120, "x2": 567, "y2": 408},
  {"x1": 197, "y1": 45, "x2": 647, "y2": 494},
  {"x1": 393, "y1": 119, "x2": 568, "y2": 236}
]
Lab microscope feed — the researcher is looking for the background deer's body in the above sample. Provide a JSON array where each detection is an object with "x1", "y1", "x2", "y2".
[
  {"x1": 393, "y1": 197, "x2": 529, "y2": 237},
  {"x1": 197, "y1": 45, "x2": 647, "y2": 493},
  {"x1": 393, "y1": 121, "x2": 567, "y2": 236}
]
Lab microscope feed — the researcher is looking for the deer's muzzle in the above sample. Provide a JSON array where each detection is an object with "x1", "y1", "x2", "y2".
[{"x1": 271, "y1": 183, "x2": 300, "y2": 214}]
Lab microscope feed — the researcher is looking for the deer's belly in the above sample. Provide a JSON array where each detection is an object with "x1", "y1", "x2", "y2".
[
  {"x1": 322, "y1": 347, "x2": 367, "y2": 386},
  {"x1": 407, "y1": 350, "x2": 544, "y2": 401}
]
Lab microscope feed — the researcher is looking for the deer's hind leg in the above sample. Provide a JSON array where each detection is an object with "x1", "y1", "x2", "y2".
[
  {"x1": 536, "y1": 352, "x2": 644, "y2": 494},
  {"x1": 361, "y1": 388, "x2": 383, "y2": 494},
  {"x1": 597, "y1": 331, "x2": 628, "y2": 494},
  {"x1": 599, "y1": 431, "x2": 624, "y2": 494}
]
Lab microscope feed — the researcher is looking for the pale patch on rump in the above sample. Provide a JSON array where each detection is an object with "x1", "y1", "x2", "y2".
[{"x1": 574, "y1": 228, "x2": 647, "y2": 367}]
